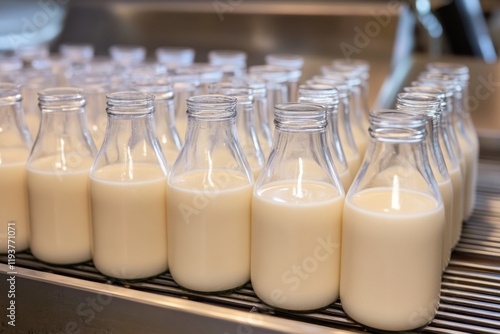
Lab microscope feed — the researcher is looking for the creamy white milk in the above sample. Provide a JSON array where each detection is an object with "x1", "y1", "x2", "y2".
[
  {"x1": 24, "y1": 113, "x2": 40, "y2": 138},
  {"x1": 448, "y1": 167, "x2": 464, "y2": 247},
  {"x1": 352, "y1": 127, "x2": 368, "y2": 159},
  {"x1": 167, "y1": 169, "x2": 252, "y2": 292},
  {"x1": 0, "y1": 149, "x2": 30, "y2": 253},
  {"x1": 27, "y1": 156, "x2": 93, "y2": 264},
  {"x1": 340, "y1": 187, "x2": 444, "y2": 331},
  {"x1": 252, "y1": 181, "x2": 344, "y2": 311},
  {"x1": 438, "y1": 179, "x2": 453, "y2": 269},
  {"x1": 90, "y1": 164, "x2": 168, "y2": 280},
  {"x1": 457, "y1": 135, "x2": 478, "y2": 220}
]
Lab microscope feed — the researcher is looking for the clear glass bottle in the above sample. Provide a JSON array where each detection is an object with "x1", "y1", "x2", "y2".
[
  {"x1": 321, "y1": 66, "x2": 369, "y2": 157},
  {"x1": 167, "y1": 95, "x2": 253, "y2": 293},
  {"x1": 0, "y1": 58, "x2": 23, "y2": 82},
  {"x1": 16, "y1": 69, "x2": 58, "y2": 137},
  {"x1": 155, "y1": 46, "x2": 195, "y2": 73},
  {"x1": 132, "y1": 79, "x2": 182, "y2": 168},
  {"x1": 59, "y1": 43, "x2": 95, "y2": 85},
  {"x1": 15, "y1": 44, "x2": 50, "y2": 69},
  {"x1": 170, "y1": 73, "x2": 200, "y2": 140},
  {"x1": 208, "y1": 50, "x2": 247, "y2": 80},
  {"x1": 109, "y1": 44, "x2": 146, "y2": 69},
  {"x1": 309, "y1": 75, "x2": 361, "y2": 176},
  {"x1": 0, "y1": 83, "x2": 32, "y2": 254},
  {"x1": 404, "y1": 85, "x2": 464, "y2": 248},
  {"x1": 331, "y1": 59, "x2": 370, "y2": 106},
  {"x1": 340, "y1": 109, "x2": 444, "y2": 332},
  {"x1": 423, "y1": 65, "x2": 479, "y2": 220},
  {"x1": 175, "y1": 64, "x2": 223, "y2": 94},
  {"x1": 27, "y1": 87, "x2": 97, "y2": 265},
  {"x1": 209, "y1": 84, "x2": 265, "y2": 177},
  {"x1": 298, "y1": 83, "x2": 351, "y2": 190},
  {"x1": 251, "y1": 102, "x2": 344, "y2": 312},
  {"x1": 70, "y1": 73, "x2": 110, "y2": 148},
  {"x1": 90, "y1": 91, "x2": 168, "y2": 281},
  {"x1": 249, "y1": 65, "x2": 289, "y2": 135},
  {"x1": 265, "y1": 54, "x2": 304, "y2": 102},
  {"x1": 396, "y1": 92, "x2": 454, "y2": 269}
]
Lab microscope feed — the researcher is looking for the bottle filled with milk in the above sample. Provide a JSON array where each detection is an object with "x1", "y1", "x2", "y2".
[
  {"x1": 90, "y1": 91, "x2": 169, "y2": 281},
  {"x1": 27, "y1": 87, "x2": 97, "y2": 265},
  {"x1": 340, "y1": 109, "x2": 445, "y2": 332},
  {"x1": 0, "y1": 83, "x2": 32, "y2": 254},
  {"x1": 251, "y1": 102, "x2": 345, "y2": 312},
  {"x1": 167, "y1": 95, "x2": 253, "y2": 293}
]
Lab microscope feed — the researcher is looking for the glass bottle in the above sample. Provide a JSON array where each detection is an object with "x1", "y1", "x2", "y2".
[
  {"x1": 331, "y1": 59, "x2": 370, "y2": 107},
  {"x1": 396, "y1": 92, "x2": 454, "y2": 269},
  {"x1": 208, "y1": 50, "x2": 247, "y2": 80},
  {"x1": 404, "y1": 85, "x2": 464, "y2": 248},
  {"x1": 248, "y1": 65, "x2": 289, "y2": 135},
  {"x1": 132, "y1": 79, "x2": 182, "y2": 168},
  {"x1": 15, "y1": 44, "x2": 50, "y2": 69},
  {"x1": 423, "y1": 65, "x2": 479, "y2": 220},
  {"x1": 321, "y1": 66, "x2": 369, "y2": 157},
  {"x1": 265, "y1": 54, "x2": 304, "y2": 102},
  {"x1": 59, "y1": 43, "x2": 95, "y2": 85},
  {"x1": 70, "y1": 73, "x2": 110, "y2": 148},
  {"x1": 109, "y1": 45, "x2": 147, "y2": 90},
  {"x1": 175, "y1": 64, "x2": 223, "y2": 94},
  {"x1": 209, "y1": 83, "x2": 265, "y2": 177},
  {"x1": 27, "y1": 87, "x2": 97, "y2": 265},
  {"x1": 251, "y1": 102, "x2": 344, "y2": 312},
  {"x1": 16, "y1": 69, "x2": 58, "y2": 137},
  {"x1": 309, "y1": 75, "x2": 362, "y2": 176},
  {"x1": 0, "y1": 58, "x2": 23, "y2": 82},
  {"x1": 167, "y1": 95, "x2": 253, "y2": 293},
  {"x1": 90, "y1": 91, "x2": 168, "y2": 281},
  {"x1": 340, "y1": 109, "x2": 445, "y2": 332},
  {"x1": 170, "y1": 73, "x2": 200, "y2": 140},
  {"x1": 0, "y1": 83, "x2": 32, "y2": 254},
  {"x1": 155, "y1": 46, "x2": 195, "y2": 73},
  {"x1": 298, "y1": 83, "x2": 351, "y2": 190}
]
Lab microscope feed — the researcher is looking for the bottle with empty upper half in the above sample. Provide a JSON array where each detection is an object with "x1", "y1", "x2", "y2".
[
  {"x1": 251, "y1": 102, "x2": 345, "y2": 312},
  {"x1": 89, "y1": 91, "x2": 169, "y2": 281},
  {"x1": 27, "y1": 87, "x2": 97, "y2": 265},
  {"x1": 0, "y1": 83, "x2": 32, "y2": 254},
  {"x1": 340, "y1": 109, "x2": 445, "y2": 332},
  {"x1": 166, "y1": 95, "x2": 253, "y2": 294}
]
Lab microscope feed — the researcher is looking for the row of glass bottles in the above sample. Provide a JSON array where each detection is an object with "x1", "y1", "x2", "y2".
[{"x1": 0, "y1": 54, "x2": 480, "y2": 327}]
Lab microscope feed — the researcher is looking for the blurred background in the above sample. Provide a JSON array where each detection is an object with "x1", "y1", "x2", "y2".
[{"x1": 1, "y1": 0, "x2": 500, "y2": 149}]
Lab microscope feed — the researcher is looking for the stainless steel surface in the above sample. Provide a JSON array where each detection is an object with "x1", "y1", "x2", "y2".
[{"x1": 2, "y1": 158, "x2": 500, "y2": 333}]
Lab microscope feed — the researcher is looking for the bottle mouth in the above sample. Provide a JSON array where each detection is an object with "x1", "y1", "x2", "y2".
[
  {"x1": 186, "y1": 95, "x2": 237, "y2": 120},
  {"x1": 396, "y1": 92, "x2": 441, "y2": 117},
  {"x1": 403, "y1": 86, "x2": 448, "y2": 115},
  {"x1": 265, "y1": 54, "x2": 304, "y2": 70},
  {"x1": 208, "y1": 84, "x2": 253, "y2": 104},
  {"x1": 208, "y1": 50, "x2": 247, "y2": 67},
  {"x1": 274, "y1": 102, "x2": 327, "y2": 131},
  {"x1": 155, "y1": 46, "x2": 195, "y2": 66},
  {"x1": 106, "y1": 91, "x2": 154, "y2": 115},
  {"x1": 249, "y1": 65, "x2": 289, "y2": 83},
  {"x1": 131, "y1": 79, "x2": 174, "y2": 101},
  {"x1": 369, "y1": 109, "x2": 427, "y2": 142},
  {"x1": 38, "y1": 87, "x2": 86, "y2": 111},
  {"x1": 298, "y1": 84, "x2": 339, "y2": 112},
  {"x1": 0, "y1": 82, "x2": 22, "y2": 106}
]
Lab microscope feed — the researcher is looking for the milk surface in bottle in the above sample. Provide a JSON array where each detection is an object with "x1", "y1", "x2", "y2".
[
  {"x1": 90, "y1": 91, "x2": 168, "y2": 280},
  {"x1": 27, "y1": 87, "x2": 96, "y2": 264},
  {"x1": 340, "y1": 109, "x2": 444, "y2": 332},
  {"x1": 167, "y1": 95, "x2": 253, "y2": 293},
  {"x1": 0, "y1": 83, "x2": 32, "y2": 253},
  {"x1": 252, "y1": 103, "x2": 345, "y2": 312}
]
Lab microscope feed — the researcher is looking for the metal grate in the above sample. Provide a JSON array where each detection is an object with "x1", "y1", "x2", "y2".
[{"x1": 2, "y1": 159, "x2": 500, "y2": 333}]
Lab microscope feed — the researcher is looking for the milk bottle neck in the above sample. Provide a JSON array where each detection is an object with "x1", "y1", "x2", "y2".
[{"x1": 0, "y1": 83, "x2": 32, "y2": 149}]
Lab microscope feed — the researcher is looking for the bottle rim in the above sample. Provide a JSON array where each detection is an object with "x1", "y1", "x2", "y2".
[
  {"x1": 155, "y1": 46, "x2": 195, "y2": 65},
  {"x1": 298, "y1": 84, "x2": 339, "y2": 111},
  {"x1": 369, "y1": 109, "x2": 427, "y2": 142},
  {"x1": 131, "y1": 79, "x2": 174, "y2": 101},
  {"x1": 186, "y1": 94, "x2": 237, "y2": 119},
  {"x1": 106, "y1": 91, "x2": 154, "y2": 115},
  {"x1": 0, "y1": 82, "x2": 22, "y2": 106},
  {"x1": 265, "y1": 53, "x2": 304, "y2": 69},
  {"x1": 208, "y1": 85, "x2": 253, "y2": 104},
  {"x1": 274, "y1": 102, "x2": 327, "y2": 132},
  {"x1": 396, "y1": 92, "x2": 441, "y2": 117},
  {"x1": 38, "y1": 87, "x2": 86, "y2": 111}
]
